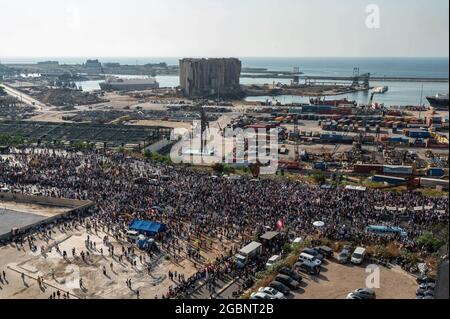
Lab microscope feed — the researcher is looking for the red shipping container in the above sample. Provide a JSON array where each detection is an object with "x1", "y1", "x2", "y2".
[{"x1": 353, "y1": 164, "x2": 383, "y2": 174}]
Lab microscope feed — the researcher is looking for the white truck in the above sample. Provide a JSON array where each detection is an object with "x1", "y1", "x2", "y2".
[{"x1": 235, "y1": 241, "x2": 263, "y2": 268}]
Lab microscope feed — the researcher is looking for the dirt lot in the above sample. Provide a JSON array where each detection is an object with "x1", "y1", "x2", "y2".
[{"x1": 293, "y1": 257, "x2": 417, "y2": 299}]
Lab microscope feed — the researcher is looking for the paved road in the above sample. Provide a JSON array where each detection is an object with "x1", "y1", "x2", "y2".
[
  {"x1": 0, "y1": 83, "x2": 49, "y2": 111},
  {"x1": 435, "y1": 260, "x2": 449, "y2": 299}
]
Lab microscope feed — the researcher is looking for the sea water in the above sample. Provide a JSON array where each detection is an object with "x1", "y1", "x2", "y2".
[{"x1": 3, "y1": 57, "x2": 448, "y2": 106}]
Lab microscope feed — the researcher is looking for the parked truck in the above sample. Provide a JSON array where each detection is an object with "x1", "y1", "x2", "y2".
[{"x1": 235, "y1": 241, "x2": 263, "y2": 268}]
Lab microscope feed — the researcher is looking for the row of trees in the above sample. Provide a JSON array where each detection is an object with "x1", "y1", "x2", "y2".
[{"x1": 0, "y1": 134, "x2": 28, "y2": 146}]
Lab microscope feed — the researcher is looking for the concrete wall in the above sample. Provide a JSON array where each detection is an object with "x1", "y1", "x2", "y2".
[{"x1": 0, "y1": 193, "x2": 94, "y2": 241}]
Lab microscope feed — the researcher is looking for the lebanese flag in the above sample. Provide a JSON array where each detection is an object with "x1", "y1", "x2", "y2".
[{"x1": 276, "y1": 218, "x2": 285, "y2": 231}]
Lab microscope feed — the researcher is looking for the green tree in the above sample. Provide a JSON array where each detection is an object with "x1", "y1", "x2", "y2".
[
  {"x1": 143, "y1": 149, "x2": 152, "y2": 158},
  {"x1": 0, "y1": 134, "x2": 28, "y2": 146},
  {"x1": 417, "y1": 232, "x2": 444, "y2": 253},
  {"x1": 312, "y1": 172, "x2": 327, "y2": 185},
  {"x1": 212, "y1": 163, "x2": 225, "y2": 174}
]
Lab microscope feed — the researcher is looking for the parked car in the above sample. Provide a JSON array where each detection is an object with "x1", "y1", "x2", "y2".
[
  {"x1": 269, "y1": 281, "x2": 291, "y2": 295},
  {"x1": 314, "y1": 246, "x2": 334, "y2": 259},
  {"x1": 337, "y1": 245, "x2": 351, "y2": 264},
  {"x1": 250, "y1": 292, "x2": 272, "y2": 300},
  {"x1": 351, "y1": 247, "x2": 366, "y2": 265},
  {"x1": 266, "y1": 255, "x2": 281, "y2": 269},
  {"x1": 416, "y1": 288, "x2": 435, "y2": 297},
  {"x1": 347, "y1": 288, "x2": 376, "y2": 300},
  {"x1": 258, "y1": 287, "x2": 285, "y2": 299},
  {"x1": 302, "y1": 248, "x2": 324, "y2": 261},
  {"x1": 126, "y1": 230, "x2": 140, "y2": 241},
  {"x1": 242, "y1": 277, "x2": 254, "y2": 289},
  {"x1": 346, "y1": 293, "x2": 366, "y2": 299},
  {"x1": 294, "y1": 261, "x2": 321, "y2": 275},
  {"x1": 419, "y1": 282, "x2": 436, "y2": 290},
  {"x1": 416, "y1": 276, "x2": 436, "y2": 285},
  {"x1": 275, "y1": 274, "x2": 300, "y2": 290},
  {"x1": 298, "y1": 252, "x2": 322, "y2": 266},
  {"x1": 279, "y1": 267, "x2": 302, "y2": 282},
  {"x1": 417, "y1": 295, "x2": 434, "y2": 300}
]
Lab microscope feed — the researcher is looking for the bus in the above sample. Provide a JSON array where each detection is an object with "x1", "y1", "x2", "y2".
[{"x1": 367, "y1": 225, "x2": 407, "y2": 238}]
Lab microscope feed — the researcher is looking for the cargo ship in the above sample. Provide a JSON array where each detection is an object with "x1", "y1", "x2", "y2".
[
  {"x1": 100, "y1": 76, "x2": 159, "y2": 91},
  {"x1": 426, "y1": 93, "x2": 449, "y2": 111},
  {"x1": 310, "y1": 97, "x2": 357, "y2": 106}
]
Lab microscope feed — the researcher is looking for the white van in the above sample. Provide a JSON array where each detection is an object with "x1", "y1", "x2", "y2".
[
  {"x1": 265, "y1": 255, "x2": 281, "y2": 269},
  {"x1": 126, "y1": 230, "x2": 139, "y2": 241},
  {"x1": 351, "y1": 247, "x2": 366, "y2": 265},
  {"x1": 0, "y1": 186, "x2": 10, "y2": 193},
  {"x1": 298, "y1": 252, "x2": 321, "y2": 266}
]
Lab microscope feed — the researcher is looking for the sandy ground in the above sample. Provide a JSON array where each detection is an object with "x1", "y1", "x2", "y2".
[
  {"x1": 0, "y1": 223, "x2": 235, "y2": 299},
  {"x1": 293, "y1": 257, "x2": 417, "y2": 299}
]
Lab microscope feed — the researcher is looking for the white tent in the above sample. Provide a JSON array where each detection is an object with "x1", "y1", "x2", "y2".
[{"x1": 313, "y1": 221, "x2": 325, "y2": 228}]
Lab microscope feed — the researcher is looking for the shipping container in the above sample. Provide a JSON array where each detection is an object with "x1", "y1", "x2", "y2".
[
  {"x1": 314, "y1": 162, "x2": 328, "y2": 170},
  {"x1": 406, "y1": 130, "x2": 432, "y2": 139},
  {"x1": 372, "y1": 175, "x2": 406, "y2": 185},
  {"x1": 382, "y1": 165, "x2": 414, "y2": 175},
  {"x1": 387, "y1": 137, "x2": 410, "y2": 144},
  {"x1": 427, "y1": 168, "x2": 445, "y2": 177},
  {"x1": 320, "y1": 134, "x2": 353, "y2": 144},
  {"x1": 353, "y1": 164, "x2": 383, "y2": 174},
  {"x1": 419, "y1": 178, "x2": 449, "y2": 190}
]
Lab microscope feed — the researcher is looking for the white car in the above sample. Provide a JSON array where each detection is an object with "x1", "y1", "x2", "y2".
[
  {"x1": 266, "y1": 255, "x2": 281, "y2": 269},
  {"x1": 250, "y1": 292, "x2": 272, "y2": 300},
  {"x1": 298, "y1": 252, "x2": 322, "y2": 267},
  {"x1": 258, "y1": 287, "x2": 285, "y2": 299}
]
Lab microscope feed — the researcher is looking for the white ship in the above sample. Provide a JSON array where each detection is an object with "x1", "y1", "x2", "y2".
[
  {"x1": 373, "y1": 86, "x2": 389, "y2": 94},
  {"x1": 100, "y1": 76, "x2": 159, "y2": 91}
]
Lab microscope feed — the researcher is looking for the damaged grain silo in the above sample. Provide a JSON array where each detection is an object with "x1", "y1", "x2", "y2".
[{"x1": 179, "y1": 58, "x2": 243, "y2": 98}]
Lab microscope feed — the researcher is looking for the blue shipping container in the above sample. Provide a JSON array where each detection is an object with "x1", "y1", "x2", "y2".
[
  {"x1": 383, "y1": 165, "x2": 414, "y2": 175},
  {"x1": 427, "y1": 168, "x2": 445, "y2": 177},
  {"x1": 408, "y1": 131, "x2": 431, "y2": 138},
  {"x1": 372, "y1": 175, "x2": 406, "y2": 185},
  {"x1": 314, "y1": 162, "x2": 327, "y2": 170}
]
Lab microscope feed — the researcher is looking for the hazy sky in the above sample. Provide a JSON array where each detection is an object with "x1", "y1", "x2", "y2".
[{"x1": 0, "y1": 0, "x2": 448, "y2": 58}]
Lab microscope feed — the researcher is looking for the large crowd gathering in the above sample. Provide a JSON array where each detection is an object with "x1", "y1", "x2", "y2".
[{"x1": 0, "y1": 147, "x2": 448, "y2": 297}]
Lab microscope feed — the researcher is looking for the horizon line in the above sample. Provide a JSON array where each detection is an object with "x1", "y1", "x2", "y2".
[{"x1": 1, "y1": 56, "x2": 449, "y2": 60}]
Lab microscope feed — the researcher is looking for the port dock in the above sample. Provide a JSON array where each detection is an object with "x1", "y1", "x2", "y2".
[{"x1": 240, "y1": 74, "x2": 449, "y2": 83}]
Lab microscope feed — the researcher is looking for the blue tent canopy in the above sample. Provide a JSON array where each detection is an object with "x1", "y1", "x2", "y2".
[{"x1": 129, "y1": 219, "x2": 167, "y2": 236}]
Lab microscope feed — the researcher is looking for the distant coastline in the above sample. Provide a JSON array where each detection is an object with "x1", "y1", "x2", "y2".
[{"x1": 2, "y1": 56, "x2": 449, "y2": 78}]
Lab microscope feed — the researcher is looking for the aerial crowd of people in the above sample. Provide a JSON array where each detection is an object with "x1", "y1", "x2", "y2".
[{"x1": 0, "y1": 147, "x2": 448, "y2": 297}]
